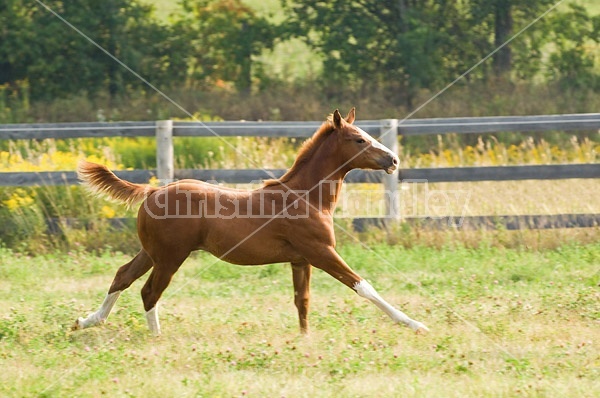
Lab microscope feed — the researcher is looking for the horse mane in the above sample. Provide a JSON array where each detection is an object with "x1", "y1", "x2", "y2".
[{"x1": 263, "y1": 116, "x2": 335, "y2": 187}]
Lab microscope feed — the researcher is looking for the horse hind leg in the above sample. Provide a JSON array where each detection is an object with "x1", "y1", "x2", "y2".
[
  {"x1": 73, "y1": 249, "x2": 153, "y2": 330},
  {"x1": 140, "y1": 251, "x2": 189, "y2": 335}
]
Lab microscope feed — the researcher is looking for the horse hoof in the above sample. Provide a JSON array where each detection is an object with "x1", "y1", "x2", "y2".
[
  {"x1": 411, "y1": 321, "x2": 430, "y2": 334},
  {"x1": 71, "y1": 317, "x2": 84, "y2": 331}
]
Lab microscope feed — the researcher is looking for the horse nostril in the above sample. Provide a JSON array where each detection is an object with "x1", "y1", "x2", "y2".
[{"x1": 392, "y1": 157, "x2": 398, "y2": 166}]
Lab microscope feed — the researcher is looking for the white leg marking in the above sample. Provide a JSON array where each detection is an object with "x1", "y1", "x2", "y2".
[
  {"x1": 353, "y1": 280, "x2": 429, "y2": 332},
  {"x1": 75, "y1": 291, "x2": 121, "y2": 329},
  {"x1": 146, "y1": 306, "x2": 161, "y2": 336}
]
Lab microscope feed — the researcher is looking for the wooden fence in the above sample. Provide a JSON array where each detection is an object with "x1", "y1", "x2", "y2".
[{"x1": 1, "y1": 113, "x2": 599, "y2": 229}]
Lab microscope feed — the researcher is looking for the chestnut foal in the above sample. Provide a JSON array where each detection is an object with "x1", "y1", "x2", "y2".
[{"x1": 73, "y1": 108, "x2": 428, "y2": 335}]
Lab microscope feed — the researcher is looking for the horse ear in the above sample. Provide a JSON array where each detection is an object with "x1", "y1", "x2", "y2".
[
  {"x1": 333, "y1": 109, "x2": 343, "y2": 129},
  {"x1": 345, "y1": 107, "x2": 356, "y2": 124}
]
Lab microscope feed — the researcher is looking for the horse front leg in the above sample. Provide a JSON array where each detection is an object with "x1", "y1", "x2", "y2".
[
  {"x1": 291, "y1": 261, "x2": 312, "y2": 334},
  {"x1": 353, "y1": 279, "x2": 429, "y2": 333},
  {"x1": 301, "y1": 246, "x2": 429, "y2": 333}
]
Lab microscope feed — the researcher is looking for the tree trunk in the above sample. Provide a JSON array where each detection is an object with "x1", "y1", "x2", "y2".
[
  {"x1": 104, "y1": 0, "x2": 120, "y2": 100},
  {"x1": 493, "y1": 0, "x2": 513, "y2": 77},
  {"x1": 236, "y1": 21, "x2": 252, "y2": 95},
  {"x1": 0, "y1": 63, "x2": 12, "y2": 84},
  {"x1": 395, "y1": 0, "x2": 414, "y2": 107}
]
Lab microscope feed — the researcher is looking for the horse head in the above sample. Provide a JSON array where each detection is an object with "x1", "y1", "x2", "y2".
[{"x1": 332, "y1": 108, "x2": 399, "y2": 174}]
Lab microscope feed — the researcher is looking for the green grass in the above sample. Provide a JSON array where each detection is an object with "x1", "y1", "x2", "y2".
[
  {"x1": 568, "y1": 0, "x2": 600, "y2": 15},
  {"x1": 1, "y1": 243, "x2": 598, "y2": 397}
]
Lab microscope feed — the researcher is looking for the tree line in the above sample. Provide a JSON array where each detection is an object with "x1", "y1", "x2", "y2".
[{"x1": 1, "y1": 0, "x2": 599, "y2": 106}]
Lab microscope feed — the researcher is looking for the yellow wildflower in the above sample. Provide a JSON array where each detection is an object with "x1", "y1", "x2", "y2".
[
  {"x1": 100, "y1": 205, "x2": 116, "y2": 219},
  {"x1": 2, "y1": 189, "x2": 35, "y2": 211}
]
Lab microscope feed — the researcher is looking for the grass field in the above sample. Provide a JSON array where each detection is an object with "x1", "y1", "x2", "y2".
[{"x1": 1, "y1": 243, "x2": 598, "y2": 397}]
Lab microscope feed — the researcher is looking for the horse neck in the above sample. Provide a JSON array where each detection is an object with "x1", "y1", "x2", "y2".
[{"x1": 287, "y1": 137, "x2": 350, "y2": 213}]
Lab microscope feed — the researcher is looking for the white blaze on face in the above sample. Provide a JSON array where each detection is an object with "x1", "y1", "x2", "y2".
[{"x1": 356, "y1": 127, "x2": 399, "y2": 162}]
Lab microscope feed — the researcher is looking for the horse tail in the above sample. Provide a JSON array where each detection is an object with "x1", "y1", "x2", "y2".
[{"x1": 77, "y1": 160, "x2": 158, "y2": 208}]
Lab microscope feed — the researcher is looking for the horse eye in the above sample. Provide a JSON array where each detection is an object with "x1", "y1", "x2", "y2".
[{"x1": 356, "y1": 139, "x2": 366, "y2": 144}]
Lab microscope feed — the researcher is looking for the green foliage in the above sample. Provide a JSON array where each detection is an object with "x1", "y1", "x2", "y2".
[
  {"x1": 281, "y1": 0, "x2": 455, "y2": 102},
  {"x1": 0, "y1": 1, "x2": 35, "y2": 85},
  {"x1": 0, "y1": 0, "x2": 188, "y2": 100},
  {"x1": 0, "y1": 185, "x2": 139, "y2": 254},
  {"x1": 1, "y1": 0, "x2": 599, "y2": 112},
  {"x1": 279, "y1": 0, "x2": 600, "y2": 104},
  {"x1": 544, "y1": 4, "x2": 600, "y2": 89},
  {"x1": 178, "y1": 0, "x2": 278, "y2": 93},
  {"x1": 110, "y1": 138, "x2": 157, "y2": 169}
]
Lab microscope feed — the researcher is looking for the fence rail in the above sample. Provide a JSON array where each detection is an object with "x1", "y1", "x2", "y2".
[
  {"x1": 2, "y1": 113, "x2": 599, "y2": 139},
  {"x1": 353, "y1": 213, "x2": 600, "y2": 231},
  {"x1": 43, "y1": 213, "x2": 600, "y2": 235},
  {"x1": 1, "y1": 113, "x2": 599, "y2": 229},
  {"x1": 3, "y1": 164, "x2": 598, "y2": 187}
]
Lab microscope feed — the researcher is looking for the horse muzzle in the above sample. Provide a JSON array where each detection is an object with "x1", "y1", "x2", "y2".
[{"x1": 381, "y1": 154, "x2": 399, "y2": 174}]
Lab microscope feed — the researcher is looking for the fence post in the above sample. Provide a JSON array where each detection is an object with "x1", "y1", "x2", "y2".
[
  {"x1": 156, "y1": 120, "x2": 174, "y2": 183},
  {"x1": 380, "y1": 119, "x2": 400, "y2": 220}
]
